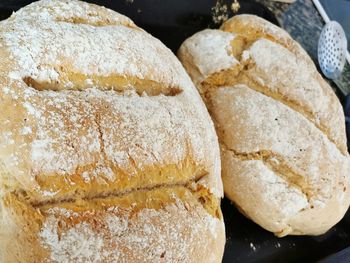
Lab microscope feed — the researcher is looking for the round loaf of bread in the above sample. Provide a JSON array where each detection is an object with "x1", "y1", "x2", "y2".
[
  {"x1": 178, "y1": 14, "x2": 350, "y2": 236},
  {"x1": 0, "y1": 1, "x2": 225, "y2": 262}
]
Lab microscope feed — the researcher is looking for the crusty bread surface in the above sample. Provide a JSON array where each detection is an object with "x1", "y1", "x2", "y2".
[
  {"x1": 0, "y1": 0, "x2": 225, "y2": 262},
  {"x1": 178, "y1": 14, "x2": 350, "y2": 236}
]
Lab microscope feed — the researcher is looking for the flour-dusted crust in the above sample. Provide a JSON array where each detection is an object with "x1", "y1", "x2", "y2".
[
  {"x1": 0, "y1": 0, "x2": 225, "y2": 262},
  {"x1": 178, "y1": 14, "x2": 350, "y2": 236}
]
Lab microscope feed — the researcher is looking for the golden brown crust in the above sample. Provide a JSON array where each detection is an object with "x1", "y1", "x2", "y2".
[
  {"x1": 220, "y1": 15, "x2": 347, "y2": 154},
  {"x1": 213, "y1": 85, "x2": 350, "y2": 236},
  {"x1": 219, "y1": 14, "x2": 313, "y2": 66},
  {"x1": 0, "y1": 0, "x2": 225, "y2": 262},
  {"x1": 2, "y1": 187, "x2": 225, "y2": 263},
  {"x1": 178, "y1": 14, "x2": 350, "y2": 236}
]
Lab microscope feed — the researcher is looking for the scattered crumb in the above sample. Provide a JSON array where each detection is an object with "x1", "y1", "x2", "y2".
[
  {"x1": 212, "y1": 1, "x2": 241, "y2": 24},
  {"x1": 249, "y1": 242, "x2": 256, "y2": 251},
  {"x1": 211, "y1": 0, "x2": 229, "y2": 24},
  {"x1": 231, "y1": 1, "x2": 240, "y2": 13},
  {"x1": 275, "y1": 242, "x2": 281, "y2": 248}
]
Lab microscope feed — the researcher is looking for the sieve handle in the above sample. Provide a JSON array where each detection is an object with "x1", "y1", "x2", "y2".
[{"x1": 312, "y1": 0, "x2": 330, "y2": 23}]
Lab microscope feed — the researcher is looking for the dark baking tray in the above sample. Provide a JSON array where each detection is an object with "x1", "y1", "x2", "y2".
[{"x1": 1, "y1": 1, "x2": 349, "y2": 262}]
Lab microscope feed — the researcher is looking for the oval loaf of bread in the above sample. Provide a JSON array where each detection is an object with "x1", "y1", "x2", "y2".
[
  {"x1": 178, "y1": 14, "x2": 350, "y2": 236},
  {"x1": 0, "y1": 0, "x2": 225, "y2": 262}
]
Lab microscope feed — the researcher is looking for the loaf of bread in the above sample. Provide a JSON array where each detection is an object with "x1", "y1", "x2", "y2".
[
  {"x1": 0, "y1": 1, "x2": 225, "y2": 262},
  {"x1": 178, "y1": 14, "x2": 350, "y2": 236}
]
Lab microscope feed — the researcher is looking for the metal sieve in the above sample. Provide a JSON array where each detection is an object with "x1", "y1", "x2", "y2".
[
  {"x1": 318, "y1": 21, "x2": 348, "y2": 79},
  {"x1": 313, "y1": 0, "x2": 350, "y2": 80}
]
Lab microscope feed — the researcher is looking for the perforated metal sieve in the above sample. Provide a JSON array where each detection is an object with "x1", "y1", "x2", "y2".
[
  {"x1": 318, "y1": 21, "x2": 348, "y2": 79},
  {"x1": 313, "y1": 0, "x2": 349, "y2": 80}
]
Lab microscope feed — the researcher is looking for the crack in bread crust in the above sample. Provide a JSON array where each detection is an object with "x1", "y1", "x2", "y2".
[
  {"x1": 55, "y1": 17, "x2": 136, "y2": 28},
  {"x1": 28, "y1": 175, "x2": 202, "y2": 207},
  {"x1": 237, "y1": 70, "x2": 346, "y2": 156},
  {"x1": 222, "y1": 144, "x2": 311, "y2": 203},
  {"x1": 219, "y1": 15, "x2": 315, "y2": 68},
  {"x1": 201, "y1": 60, "x2": 347, "y2": 157},
  {"x1": 10, "y1": 171, "x2": 221, "y2": 219},
  {"x1": 94, "y1": 111, "x2": 107, "y2": 162},
  {"x1": 22, "y1": 75, "x2": 183, "y2": 96}
]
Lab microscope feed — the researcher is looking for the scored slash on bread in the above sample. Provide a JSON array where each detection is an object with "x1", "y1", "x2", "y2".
[{"x1": 178, "y1": 14, "x2": 350, "y2": 237}]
